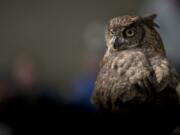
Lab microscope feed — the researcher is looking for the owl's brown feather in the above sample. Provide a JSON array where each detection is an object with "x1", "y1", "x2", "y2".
[
  {"x1": 91, "y1": 14, "x2": 179, "y2": 112},
  {"x1": 92, "y1": 50, "x2": 153, "y2": 111}
]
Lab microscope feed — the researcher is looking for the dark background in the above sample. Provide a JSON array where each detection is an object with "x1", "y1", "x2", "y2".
[{"x1": 0, "y1": 0, "x2": 179, "y2": 134}]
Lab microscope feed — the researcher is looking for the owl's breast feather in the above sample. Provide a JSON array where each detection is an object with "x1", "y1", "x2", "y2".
[
  {"x1": 105, "y1": 50, "x2": 151, "y2": 84},
  {"x1": 92, "y1": 50, "x2": 152, "y2": 107}
]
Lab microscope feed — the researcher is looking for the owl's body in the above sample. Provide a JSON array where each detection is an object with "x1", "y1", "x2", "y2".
[{"x1": 92, "y1": 14, "x2": 179, "y2": 112}]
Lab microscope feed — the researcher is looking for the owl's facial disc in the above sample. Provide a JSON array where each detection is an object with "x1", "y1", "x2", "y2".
[{"x1": 108, "y1": 24, "x2": 143, "y2": 50}]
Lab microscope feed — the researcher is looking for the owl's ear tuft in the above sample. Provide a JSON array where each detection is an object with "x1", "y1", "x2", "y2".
[{"x1": 142, "y1": 13, "x2": 159, "y2": 28}]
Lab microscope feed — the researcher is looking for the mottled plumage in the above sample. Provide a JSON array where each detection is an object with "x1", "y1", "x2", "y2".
[{"x1": 91, "y1": 14, "x2": 179, "y2": 112}]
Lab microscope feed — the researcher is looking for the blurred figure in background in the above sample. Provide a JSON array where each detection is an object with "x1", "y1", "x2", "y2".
[
  {"x1": 12, "y1": 54, "x2": 38, "y2": 96},
  {"x1": 1, "y1": 53, "x2": 61, "y2": 107}
]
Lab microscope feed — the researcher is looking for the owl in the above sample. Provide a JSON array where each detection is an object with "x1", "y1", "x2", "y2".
[{"x1": 91, "y1": 14, "x2": 179, "y2": 112}]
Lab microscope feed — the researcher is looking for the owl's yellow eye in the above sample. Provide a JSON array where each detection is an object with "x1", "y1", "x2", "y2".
[{"x1": 125, "y1": 28, "x2": 135, "y2": 37}]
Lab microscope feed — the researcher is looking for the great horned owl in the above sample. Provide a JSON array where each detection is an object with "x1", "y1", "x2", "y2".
[{"x1": 91, "y1": 14, "x2": 179, "y2": 112}]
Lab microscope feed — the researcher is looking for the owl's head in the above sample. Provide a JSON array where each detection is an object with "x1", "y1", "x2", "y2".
[{"x1": 105, "y1": 14, "x2": 164, "y2": 53}]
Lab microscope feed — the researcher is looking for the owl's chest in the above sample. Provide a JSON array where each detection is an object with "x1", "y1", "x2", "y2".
[{"x1": 98, "y1": 51, "x2": 150, "y2": 84}]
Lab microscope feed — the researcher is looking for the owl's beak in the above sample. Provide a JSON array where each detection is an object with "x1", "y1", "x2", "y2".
[{"x1": 113, "y1": 37, "x2": 123, "y2": 49}]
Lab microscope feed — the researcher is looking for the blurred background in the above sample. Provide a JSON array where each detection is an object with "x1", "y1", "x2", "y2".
[{"x1": 0, "y1": 0, "x2": 180, "y2": 134}]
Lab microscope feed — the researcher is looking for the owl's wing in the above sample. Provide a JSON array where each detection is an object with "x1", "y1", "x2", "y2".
[
  {"x1": 170, "y1": 67, "x2": 179, "y2": 88},
  {"x1": 149, "y1": 55, "x2": 179, "y2": 92}
]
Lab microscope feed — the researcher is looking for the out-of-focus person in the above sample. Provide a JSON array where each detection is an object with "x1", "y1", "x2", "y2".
[
  {"x1": 2, "y1": 53, "x2": 61, "y2": 106},
  {"x1": 12, "y1": 54, "x2": 38, "y2": 95}
]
